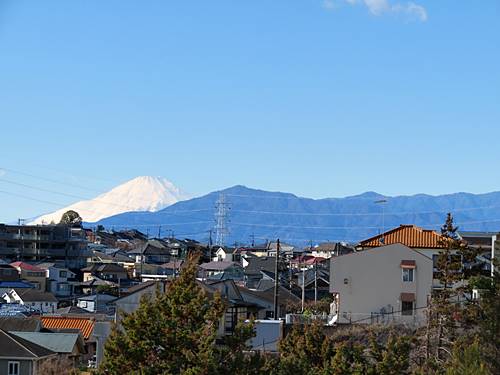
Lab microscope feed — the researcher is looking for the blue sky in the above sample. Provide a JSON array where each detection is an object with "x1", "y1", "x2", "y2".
[{"x1": 0, "y1": 0, "x2": 499, "y2": 222}]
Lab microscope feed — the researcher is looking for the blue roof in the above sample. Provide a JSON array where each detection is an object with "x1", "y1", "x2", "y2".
[{"x1": 0, "y1": 281, "x2": 35, "y2": 288}]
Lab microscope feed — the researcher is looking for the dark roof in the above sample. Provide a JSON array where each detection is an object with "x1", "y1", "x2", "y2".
[
  {"x1": 244, "y1": 256, "x2": 276, "y2": 275},
  {"x1": 13, "y1": 289, "x2": 58, "y2": 303},
  {"x1": 0, "y1": 328, "x2": 54, "y2": 358},
  {"x1": 255, "y1": 279, "x2": 275, "y2": 291},
  {"x1": 54, "y1": 306, "x2": 90, "y2": 315},
  {"x1": 199, "y1": 261, "x2": 241, "y2": 271},
  {"x1": 82, "y1": 263, "x2": 127, "y2": 273},
  {"x1": 0, "y1": 317, "x2": 42, "y2": 332},
  {"x1": 238, "y1": 285, "x2": 301, "y2": 305}
]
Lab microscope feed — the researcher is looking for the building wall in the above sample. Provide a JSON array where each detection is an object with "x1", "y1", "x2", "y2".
[
  {"x1": 0, "y1": 359, "x2": 33, "y2": 375},
  {"x1": 330, "y1": 244, "x2": 433, "y2": 325}
]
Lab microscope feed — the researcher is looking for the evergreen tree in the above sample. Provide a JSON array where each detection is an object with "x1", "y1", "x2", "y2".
[
  {"x1": 59, "y1": 210, "x2": 83, "y2": 226},
  {"x1": 99, "y1": 253, "x2": 228, "y2": 374}
]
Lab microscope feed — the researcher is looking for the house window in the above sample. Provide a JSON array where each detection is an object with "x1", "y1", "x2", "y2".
[
  {"x1": 401, "y1": 301, "x2": 414, "y2": 316},
  {"x1": 402, "y1": 268, "x2": 414, "y2": 282},
  {"x1": 60, "y1": 270, "x2": 67, "y2": 278},
  {"x1": 8, "y1": 361, "x2": 20, "y2": 375}
]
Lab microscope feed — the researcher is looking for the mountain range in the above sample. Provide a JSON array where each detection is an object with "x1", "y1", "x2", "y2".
[
  {"x1": 30, "y1": 176, "x2": 188, "y2": 224},
  {"x1": 89, "y1": 183, "x2": 500, "y2": 246}
]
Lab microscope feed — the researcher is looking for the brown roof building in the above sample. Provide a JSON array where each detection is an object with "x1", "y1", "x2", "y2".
[{"x1": 357, "y1": 225, "x2": 449, "y2": 250}]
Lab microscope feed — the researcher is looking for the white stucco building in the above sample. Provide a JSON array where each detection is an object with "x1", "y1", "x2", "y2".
[{"x1": 330, "y1": 243, "x2": 433, "y2": 326}]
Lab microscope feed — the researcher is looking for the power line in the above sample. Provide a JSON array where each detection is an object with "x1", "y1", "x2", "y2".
[{"x1": 0, "y1": 167, "x2": 103, "y2": 193}]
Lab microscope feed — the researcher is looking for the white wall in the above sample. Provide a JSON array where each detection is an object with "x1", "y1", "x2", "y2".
[{"x1": 330, "y1": 244, "x2": 433, "y2": 325}]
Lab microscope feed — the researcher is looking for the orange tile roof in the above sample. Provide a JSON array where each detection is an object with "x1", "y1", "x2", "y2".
[
  {"x1": 359, "y1": 225, "x2": 448, "y2": 249},
  {"x1": 40, "y1": 316, "x2": 95, "y2": 339}
]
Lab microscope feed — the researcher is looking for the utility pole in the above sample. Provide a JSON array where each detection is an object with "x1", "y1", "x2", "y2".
[
  {"x1": 301, "y1": 265, "x2": 305, "y2": 313},
  {"x1": 375, "y1": 199, "x2": 388, "y2": 243},
  {"x1": 273, "y1": 239, "x2": 280, "y2": 320},
  {"x1": 158, "y1": 225, "x2": 161, "y2": 239},
  {"x1": 314, "y1": 259, "x2": 318, "y2": 303},
  {"x1": 17, "y1": 218, "x2": 25, "y2": 261}
]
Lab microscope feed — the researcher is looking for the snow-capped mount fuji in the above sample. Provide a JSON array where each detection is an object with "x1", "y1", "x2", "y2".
[{"x1": 30, "y1": 176, "x2": 189, "y2": 224}]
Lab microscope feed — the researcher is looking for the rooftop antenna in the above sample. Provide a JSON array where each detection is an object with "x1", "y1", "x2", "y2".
[
  {"x1": 214, "y1": 193, "x2": 230, "y2": 247},
  {"x1": 375, "y1": 199, "x2": 388, "y2": 244}
]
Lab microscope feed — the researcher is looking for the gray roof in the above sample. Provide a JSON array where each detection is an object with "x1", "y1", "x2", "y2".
[
  {"x1": 0, "y1": 329, "x2": 54, "y2": 359},
  {"x1": 10, "y1": 331, "x2": 83, "y2": 354},
  {"x1": 12, "y1": 288, "x2": 58, "y2": 302},
  {"x1": 77, "y1": 294, "x2": 116, "y2": 302},
  {"x1": 244, "y1": 256, "x2": 276, "y2": 274},
  {"x1": 0, "y1": 317, "x2": 41, "y2": 332},
  {"x1": 54, "y1": 306, "x2": 90, "y2": 315},
  {"x1": 199, "y1": 261, "x2": 240, "y2": 271}
]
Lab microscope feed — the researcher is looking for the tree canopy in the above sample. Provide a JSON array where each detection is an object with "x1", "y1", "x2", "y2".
[{"x1": 59, "y1": 210, "x2": 82, "y2": 226}]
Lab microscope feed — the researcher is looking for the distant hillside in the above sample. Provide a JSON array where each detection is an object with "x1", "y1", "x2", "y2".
[
  {"x1": 93, "y1": 185, "x2": 500, "y2": 246},
  {"x1": 30, "y1": 176, "x2": 188, "y2": 224}
]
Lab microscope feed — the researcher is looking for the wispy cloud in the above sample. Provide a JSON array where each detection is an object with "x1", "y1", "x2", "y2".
[
  {"x1": 322, "y1": 0, "x2": 337, "y2": 10},
  {"x1": 323, "y1": 0, "x2": 428, "y2": 22}
]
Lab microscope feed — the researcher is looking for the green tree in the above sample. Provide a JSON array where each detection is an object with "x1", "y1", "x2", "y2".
[
  {"x1": 323, "y1": 342, "x2": 367, "y2": 375},
  {"x1": 277, "y1": 321, "x2": 334, "y2": 375},
  {"x1": 99, "y1": 253, "x2": 231, "y2": 374},
  {"x1": 445, "y1": 340, "x2": 491, "y2": 375},
  {"x1": 368, "y1": 333, "x2": 412, "y2": 375},
  {"x1": 59, "y1": 210, "x2": 82, "y2": 226}
]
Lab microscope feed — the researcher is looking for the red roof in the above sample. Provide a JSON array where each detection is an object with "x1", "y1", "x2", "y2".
[
  {"x1": 10, "y1": 262, "x2": 43, "y2": 272},
  {"x1": 291, "y1": 256, "x2": 326, "y2": 265},
  {"x1": 359, "y1": 225, "x2": 448, "y2": 249},
  {"x1": 40, "y1": 316, "x2": 95, "y2": 340}
]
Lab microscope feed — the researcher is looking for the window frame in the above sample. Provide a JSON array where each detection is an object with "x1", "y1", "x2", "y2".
[
  {"x1": 401, "y1": 301, "x2": 414, "y2": 316},
  {"x1": 402, "y1": 268, "x2": 414, "y2": 282},
  {"x1": 8, "y1": 361, "x2": 20, "y2": 375}
]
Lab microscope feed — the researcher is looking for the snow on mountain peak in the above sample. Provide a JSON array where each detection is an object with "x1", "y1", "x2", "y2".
[{"x1": 30, "y1": 176, "x2": 188, "y2": 224}]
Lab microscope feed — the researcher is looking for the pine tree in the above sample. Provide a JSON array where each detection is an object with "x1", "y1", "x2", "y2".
[
  {"x1": 418, "y1": 213, "x2": 483, "y2": 371},
  {"x1": 99, "y1": 253, "x2": 227, "y2": 374}
]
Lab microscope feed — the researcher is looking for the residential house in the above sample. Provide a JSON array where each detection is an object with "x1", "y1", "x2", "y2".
[
  {"x1": 199, "y1": 261, "x2": 245, "y2": 281},
  {"x1": 266, "y1": 241, "x2": 301, "y2": 258},
  {"x1": 2, "y1": 289, "x2": 58, "y2": 314},
  {"x1": 36, "y1": 263, "x2": 75, "y2": 298},
  {"x1": 458, "y1": 231, "x2": 499, "y2": 275},
  {"x1": 8, "y1": 331, "x2": 86, "y2": 368},
  {"x1": 243, "y1": 256, "x2": 279, "y2": 289},
  {"x1": 357, "y1": 225, "x2": 450, "y2": 288},
  {"x1": 82, "y1": 263, "x2": 128, "y2": 283},
  {"x1": 9, "y1": 263, "x2": 47, "y2": 291},
  {"x1": 201, "y1": 279, "x2": 262, "y2": 336},
  {"x1": 0, "y1": 264, "x2": 19, "y2": 282},
  {"x1": 129, "y1": 239, "x2": 186, "y2": 265},
  {"x1": 77, "y1": 294, "x2": 116, "y2": 314},
  {"x1": 0, "y1": 281, "x2": 34, "y2": 296},
  {"x1": 38, "y1": 316, "x2": 109, "y2": 366},
  {"x1": 296, "y1": 261, "x2": 330, "y2": 301},
  {"x1": 212, "y1": 247, "x2": 240, "y2": 262},
  {"x1": 311, "y1": 242, "x2": 354, "y2": 258},
  {"x1": 0, "y1": 329, "x2": 55, "y2": 375},
  {"x1": 110, "y1": 281, "x2": 168, "y2": 318},
  {"x1": 0, "y1": 317, "x2": 42, "y2": 333},
  {"x1": 330, "y1": 243, "x2": 433, "y2": 325},
  {"x1": 237, "y1": 285, "x2": 301, "y2": 319},
  {"x1": 86, "y1": 248, "x2": 135, "y2": 271}
]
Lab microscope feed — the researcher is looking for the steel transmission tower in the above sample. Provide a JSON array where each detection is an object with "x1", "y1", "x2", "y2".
[{"x1": 214, "y1": 193, "x2": 230, "y2": 247}]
